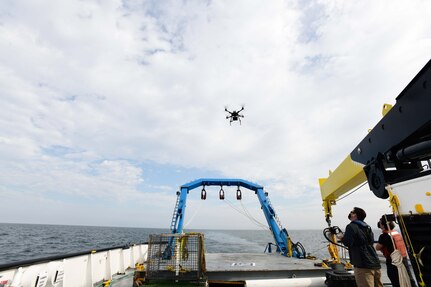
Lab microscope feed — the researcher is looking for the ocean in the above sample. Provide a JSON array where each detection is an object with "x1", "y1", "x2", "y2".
[{"x1": 0, "y1": 223, "x2": 329, "y2": 265}]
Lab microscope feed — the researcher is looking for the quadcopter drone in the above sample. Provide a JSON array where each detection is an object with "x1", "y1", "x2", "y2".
[{"x1": 225, "y1": 106, "x2": 245, "y2": 125}]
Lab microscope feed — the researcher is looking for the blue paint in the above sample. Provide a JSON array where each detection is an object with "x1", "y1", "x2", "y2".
[{"x1": 170, "y1": 178, "x2": 304, "y2": 257}]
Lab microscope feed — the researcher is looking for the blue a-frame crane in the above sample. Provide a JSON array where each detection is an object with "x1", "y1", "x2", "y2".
[{"x1": 169, "y1": 178, "x2": 305, "y2": 258}]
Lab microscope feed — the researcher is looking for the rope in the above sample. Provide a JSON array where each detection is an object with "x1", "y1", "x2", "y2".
[
  {"x1": 239, "y1": 199, "x2": 275, "y2": 241},
  {"x1": 383, "y1": 214, "x2": 411, "y2": 287},
  {"x1": 93, "y1": 272, "x2": 133, "y2": 287},
  {"x1": 223, "y1": 199, "x2": 269, "y2": 230},
  {"x1": 387, "y1": 186, "x2": 426, "y2": 287},
  {"x1": 391, "y1": 250, "x2": 412, "y2": 287},
  {"x1": 239, "y1": 199, "x2": 269, "y2": 230},
  {"x1": 183, "y1": 199, "x2": 204, "y2": 228}
]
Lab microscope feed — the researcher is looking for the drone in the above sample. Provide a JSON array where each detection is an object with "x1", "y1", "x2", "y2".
[{"x1": 225, "y1": 106, "x2": 245, "y2": 125}]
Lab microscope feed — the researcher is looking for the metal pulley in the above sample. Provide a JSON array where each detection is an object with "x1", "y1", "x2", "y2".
[
  {"x1": 236, "y1": 186, "x2": 242, "y2": 200},
  {"x1": 364, "y1": 156, "x2": 389, "y2": 199},
  {"x1": 219, "y1": 186, "x2": 225, "y2": 200},
  {"x1": 201, "y1": 186, "x2": 206, "y2": 200}
]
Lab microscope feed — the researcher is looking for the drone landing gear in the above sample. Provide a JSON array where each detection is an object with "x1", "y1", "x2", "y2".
[
  {"x1": 225, "y1": 106, "x2": 244, "y2": 125},
  {"x1": 229, "y1": 118, "x2": 242, "y2": 125}
]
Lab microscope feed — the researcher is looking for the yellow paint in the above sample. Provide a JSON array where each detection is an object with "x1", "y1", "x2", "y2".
[
  {"x1": 135, "y1": 263, "x2": 145, "y2": 271},
  {"x1": 382, "y1": 104, "x2": 393, "y2": 117},
  {"x1": 327, "y1": 234, "x2": 340, "y2": 263},
  {"x1": 319, "y1": 155, "x2": 366, "y2": 202},
  {"x1": 388, "y1": 189, "x2": 401, "y2": 214},
  {"x1": 415, "y1": 204, "x2": 424, "y2": 214},
  {"x1": 288, "y1": 237, "x2": 293, "y2": 257},
  {"x1": 322, "y1": 200, "x2": 334, "y2": 221},
  {"x1": 426, "y1": 191, "x2": 431, "y2": 196}
]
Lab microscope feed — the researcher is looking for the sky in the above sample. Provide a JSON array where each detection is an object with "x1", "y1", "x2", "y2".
[{"x1": 0, "y1": 0, "x2": 430, "y2": 232}]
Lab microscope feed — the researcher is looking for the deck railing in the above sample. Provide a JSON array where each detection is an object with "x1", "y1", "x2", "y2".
[{"x1": 0, "y1": 243, "x2": 148, "y2": 287}]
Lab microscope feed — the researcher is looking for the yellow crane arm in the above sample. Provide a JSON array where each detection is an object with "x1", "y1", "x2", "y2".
[
  {"x1": 318, "y1": 104, "x2": 392, "y2": 223},
  {"x1": 319, "y1": 156, "x2": 367, "y2": 223},
  {"x1": 317, "y1": 60, "x2": 431, "y2": 284},
  {"x1": 317, "y1": 105, "x2": 393, "y2": 264}
]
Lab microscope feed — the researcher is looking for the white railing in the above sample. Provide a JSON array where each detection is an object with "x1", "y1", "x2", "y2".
[{"x1": 0, "y1": 244, "x2": 148, "y2": 287}]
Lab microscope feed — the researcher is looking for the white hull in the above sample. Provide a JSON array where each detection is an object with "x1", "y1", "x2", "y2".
[{"x1": 0, "y1": 244, "x2": 147, "y2": 287}]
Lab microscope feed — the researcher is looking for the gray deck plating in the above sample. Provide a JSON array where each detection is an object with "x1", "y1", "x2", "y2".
[
  {"x1": 111, "y1": 253, "x2": 393, "y2": 286},
  {"x1": 205, "y1": 253, "x2": 328, "y2": 281}
]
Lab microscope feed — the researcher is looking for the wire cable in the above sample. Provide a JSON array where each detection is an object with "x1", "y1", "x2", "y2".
[
  {"x1": 241, "y1": 201, "x2": 273, "y2": 239},
  {"x1": 388, "y1": 186, "x2": 426, "y2": 286},
  {"x1": 224, "y1": 199, "x2": 267, "y2": 229},
  {"x1": 183, "y1": 199, "x2": 204, "y2": 229},
  {"x1": 337, "y1": 182, "x2": 367, "y2": 201},
  {"x1": 239, "y1": 199, "x2": 269, "y2": 230},
  {"x1": 323, "y1": 226, "x2": 348, "y2": 249},
  {"x1": 223, "y1": 199, "x2": 269, "y2": 230}
]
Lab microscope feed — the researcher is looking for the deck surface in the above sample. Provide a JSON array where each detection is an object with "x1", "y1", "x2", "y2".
[
  {"x1": 112, "y1": 252, "x2": 393, "y2": 286},
  {"x1": 205, "y1": 253, "x2": 328, "y2": 281},
  {"x1": 206, "y1": 253, "x2": 324, "y2": 271}
]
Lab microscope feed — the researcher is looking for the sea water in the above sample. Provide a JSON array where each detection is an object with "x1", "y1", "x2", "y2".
[{"x1": 0, "y1": 223, "x2": 329, "y2": 265}]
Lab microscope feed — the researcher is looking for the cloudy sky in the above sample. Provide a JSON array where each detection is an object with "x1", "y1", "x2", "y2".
[{"x1": 0, "y1": 0, "x2": 430, "y2": 231}]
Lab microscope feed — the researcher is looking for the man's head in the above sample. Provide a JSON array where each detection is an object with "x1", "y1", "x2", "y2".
[
  {"x1": 378, "y1": 216, "x2": 395, "y2": 230},
  {"x1": 348, "y1": 207, "x2": 366, "y2": 221}
]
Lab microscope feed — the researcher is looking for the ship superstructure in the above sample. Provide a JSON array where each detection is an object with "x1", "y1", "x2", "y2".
[{"x1": 320, "y1": 59, "x2": 431, "y2": 286}]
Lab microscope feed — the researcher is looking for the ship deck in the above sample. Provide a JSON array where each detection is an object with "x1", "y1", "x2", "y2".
[
  {"x1": 111, "y1": 252, "x2": 392, "y2": 286},
  {"x1": 205, "y1": 252, "x2": 327, "y2": 281}
]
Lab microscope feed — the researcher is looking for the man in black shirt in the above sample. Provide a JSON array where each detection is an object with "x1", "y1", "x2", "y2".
[
  {"x1": 375, "y1": 216, "x2": 416, "y2": 287},
  {"x1": 339, "y1": 207, "x2": 382, "y2": 287}
]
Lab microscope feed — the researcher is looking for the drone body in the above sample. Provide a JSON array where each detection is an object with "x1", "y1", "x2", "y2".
[{"x1": 225, "y1": 106, "x2": 244, "y2": 125}]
